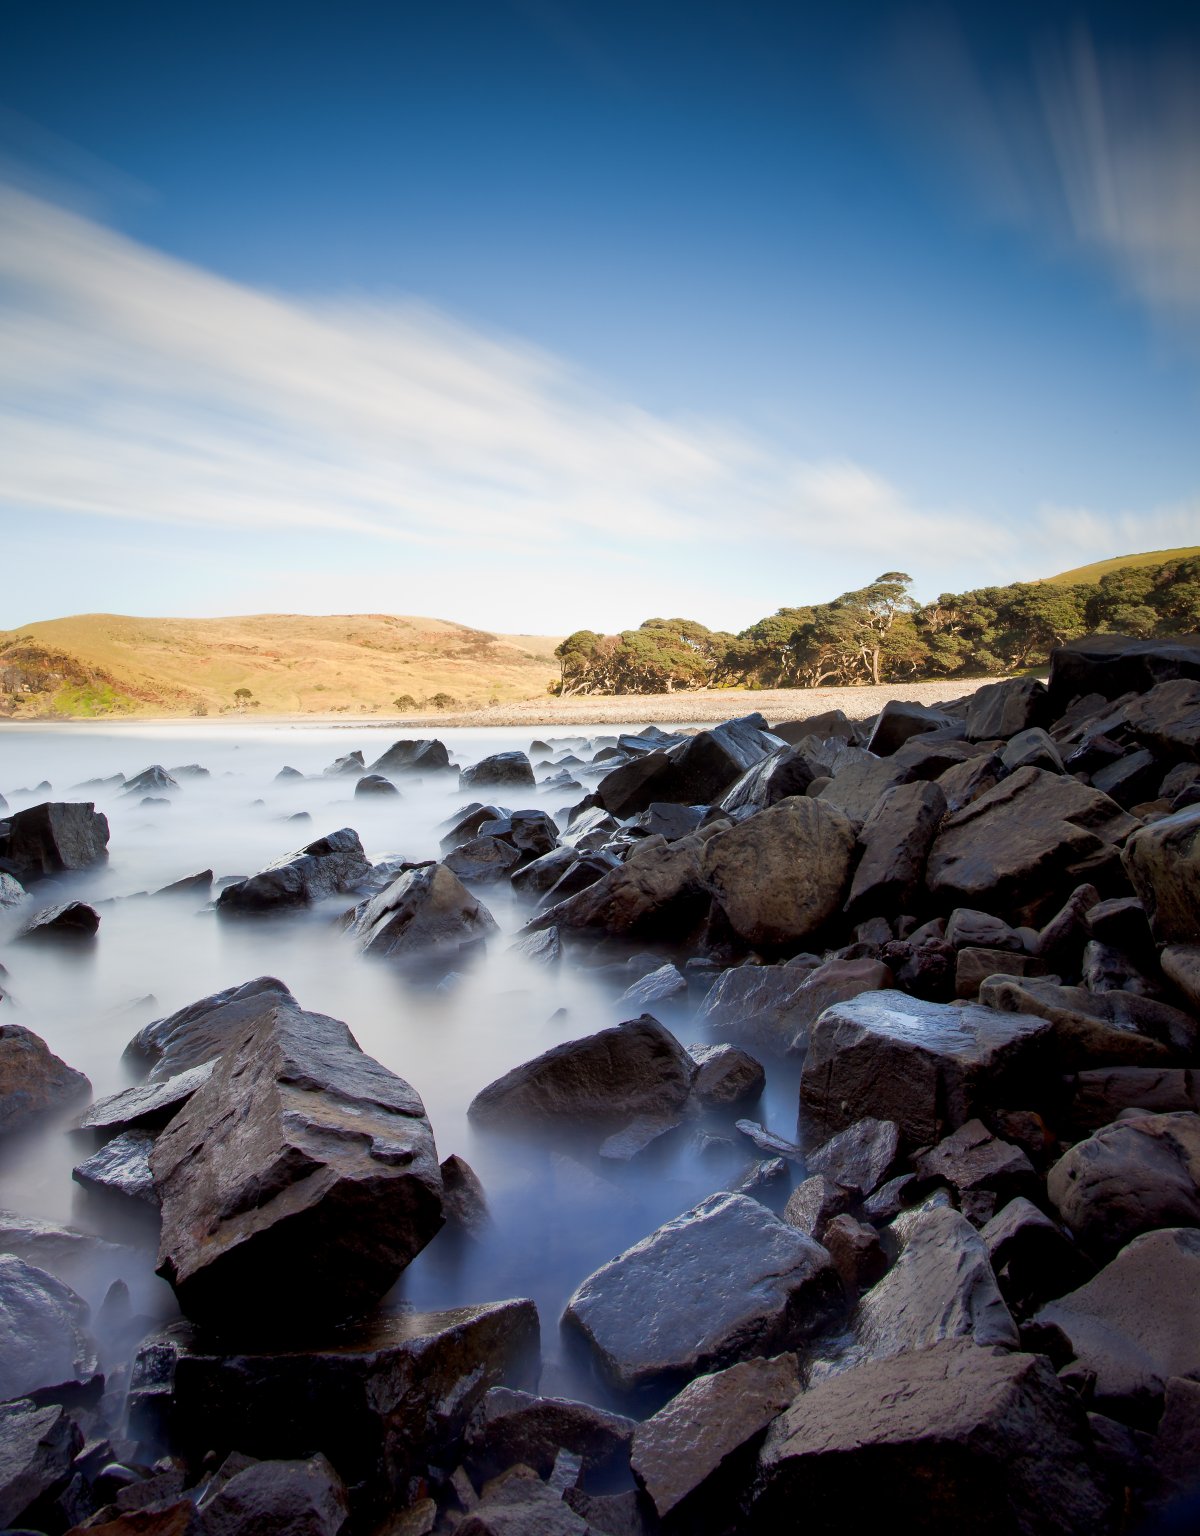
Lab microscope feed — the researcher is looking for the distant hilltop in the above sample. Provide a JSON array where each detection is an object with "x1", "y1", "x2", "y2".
[{"x1": 2, "y1": 547, "x2": 1198, "y2": 719}]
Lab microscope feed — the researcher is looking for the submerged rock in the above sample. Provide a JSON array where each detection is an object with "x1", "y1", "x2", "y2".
[
  {"x1": 216, "y1": 828, "x2": 371, "y2": 912},
  {"x1": 562, "y1": 1192, "x2": 841, "y2": 1394},
  {"x1": 460, "y1": 752, "x2": 536, "y2": 791},
  {"x1": 0, "y1": 1024, "x2": 90, "y2": 1137},
  {"x1": 151, "y1": 999, "x2": 445, "y2": 1330},
  {"x1": 368, "y1": 739, "x2": 452, "y2": 776},
  {"x1": 16, "y1": 900, "x2": 100, "y2": 940},
  {"x1": 0, "y1": 800, "x2": 109, "y2": 883},
  {"x1": 0, "y1": 1254, "x2": 98, "y2": 1402},
  {"x1": 346, "y1": 863, "x2": 499, "y2": 967}
]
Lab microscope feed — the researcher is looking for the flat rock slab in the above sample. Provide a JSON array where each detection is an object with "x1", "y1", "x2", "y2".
[
  {"x1": 631, "y1": 1353, "x2": 800, "y2": 1519},
  {"x1": 77, "y1": 1060, "x2": 216, "y2": 1134},
  {"x1": 696, "y1": 956, "x2": 890, "y2": 1056},
  {"x1": 468, "y1": 1015, "x2": 695, "y2": 1129},
  {"x1": 800, "y1": 989, "x2": 1053, "y2": 1147},
  {"x1": 73, "y1": 1129, "x2": 158, "y2": 1206},
  {"x1": 151, "y1": 1000, "x2": 444, "y2": 1331},
  {"x1": 755, "y1": 1336, "x2": 1112, "y2": 1534},
  {"x1": 157, "y1": 1300, "x2": 539, "y2": 1515},
  {"x1": 1034, "y1": 1228, "x2": 1200, "y2": 1421},
  {"x1": 562, "y1": 1191, "x2": 841, "y2": 1395},
  {"x1": 1046, "y1": 1111, "x2": 1200, "y2": 1259}
]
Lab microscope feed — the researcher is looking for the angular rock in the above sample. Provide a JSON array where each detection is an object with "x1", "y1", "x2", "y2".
[
  {"x1": 158, "y1": 1300, "x2": 539, "y2": 1514},
  {"x1": 954, "y1": 946, "x2": 1042, "y2": 999},
  {"x1": 617, "y1": 963, "x2": 686, "y2": 1009},
  {"x1": 439, "y1": 1153, "x2": 490, "y2": 1233},
  {"x1": 783, "y1": 1175, "x2": 853, "y2": 1239},
  {"x1": 77, "y1": 1060, "x2": 216, "y2": 1135},
  {"x1": 444, "y1": 835, "x2": 522, "y2": 885},
  {"x1": 17, "y1": 900, "x2": 99, "y2": 940},
  {"x1": 1122, "y1": 675, "x2": 1200, "y2": 758},
  {"x1": 822, "y1": 1213, "x2": 887, "y2": 1292},
  {"x1": 866, "y1": 700, "x2": 956, "y2": 756},
  {"x1": 0, "y1": 801, "x2": 109, "y2": 883},
  {"x1": 354, "y1": 773, "x2": 399, "y2": 798},
  {"x1": 154, "y1": 869, "x2": 214, "y2": 898},
  {"x1": 981, "y1": 1197, "x2": 1089, "y2": 1309},
  {"x1": 73, "y1": 1130, "x2": 158, "y2": 1207},
  {"x1": 196, "y1": 1453, "x2": 349, "y2": 1536},
  {"x1": 125, "y1": 976, "x2": 294, "y2": 1081},
  {"x1": 771, "y1": 709, "x2": 857, "y2": 744},
  {"x1": 440, "y1": 804, "x2": 512, "y2": 853},
  {"x1": 217, "y1": 829, "x2": 371, "y2": 913},
  {"x1": 817, "y1": 756, "x2": 915, "y2": 823},
  {"x1": 631, "y1": 1353, "x2": 800, "y2": 1521},
  {"x1": 700, "y1": 797, "x2": 856, "y2": 946},
  {"x1": 964, "y1": 676, "x2": 1049, "y2": 741},
  {"x1": 507, "y1": 925, "x2": 560, "y2": 966},
  {"x1": 123, "y1": 764, "x2": 180, "y2": 795},
  {"x1": 912, "y1": 1119, "x2": 1038, "y2": 1212},
  {"x1": 0, "y1": 1255, "x2": 97, "y2": 1401},
  {"x1": 1001, "y1": 727, "x2": 1064, "y2": 774},
  {"x1": 1090, "y1": 748, "x2": 1162, "y2": 808},
  {"x1": 1069, "y1": 1066, "x2": 1200, "y2": 1132},
  {"x1": 1048, "y1": 634, "x2": 1200, "y2": 708},
  {"x1": 0, "y1": 1399, "x2": 82, "y2": 1530},
  {"x1": 151, "y1": 1000, "x2": 445, "y2": 1330},
  {"x1": 1123, "y1": 806, "x2": 1200, "y2": 943},
  {"x1": 945, "y1": 907, "x2": 1025, "y2": 951},
  {"x1": 844, "y1": 780, "x2": 946, "y2": 920},
  {"x1": 755, "y1": 1336, "x2": 1112, "y2": 1534},
  {"x1": 719, "y1": 744, "x2": 815, "y2": 815},
  {"x1": 367, "y1": 739, "x2": 452, "y2": 776},
  {"x1": 595, "y1": 752, "x2": 676, "y2": 819},
  {"x1": 482, "y1": 809, "x2": 559, "y2": 860},
  {"x1": 927, "y1": 767, "x2": 1138, "y2": 925},
  {"x1": 804, "y1": 1116, "x2": 899, "y2": 1197},
  {"x1": 456, "y1": 1465, "x2": 590, "y2": 1535},
  {"x1": 696, "y1": 956, "x2": 889, "y2": 1056},
  {"x1": 460, "y1": 753, "x2": 535, "y2": 791},
  {"x1": 509, "y1": 846, "x2": 579, "y2": 899},
  {"x1": 1033, "y1": 1228, "x2": 1200, "y2": 1421},
  {"x1": 936, "y1": 750, "x2": 1003, "y2": 813},
  {"x1": 347, "y1": 863, "x2": 499, "y2": 967},
  {"x1": 688, "y1": 1043, "x2": 765, "y2": 1105},
  {"x1": 563, "y1": 1192, "x2": 841, "y2": 1395},
  {"x1": 0, "y1": 1024, "x2": 90, "y2": 1135},
  {"x1": 530, "y1": 835, "x2": 708, "y2": 943},
  {"x1": 627, "y1": 802, "x2": 707, "y2": 841},
  {"x1": 800, "y1": 990, "x2": 1053, "y2": 1147},
  {"x1": 980, "y1": 974, "x2": 1193, "y2": 1068},
  {"x1": 1151, "y1": 1375, "x2": 1200, "y2": 1507},
  {"x1": 324, "y1": 751, "x2": 365, "y2": 777},
  {"x1": 1046, "y1": 1111, "x2": 1200, "y2": 1259},
  {"x1": 468, "y1": 1016, "x2": 694, "y2": 1129},
  {"x1": 465, "y1": 1387, "x2": 635, "y2": 1483}
]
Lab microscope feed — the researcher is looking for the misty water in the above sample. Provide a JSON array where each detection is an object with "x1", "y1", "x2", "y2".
[{"x1": 0, "y1": 721, "x2": 805, "y2": 1411}]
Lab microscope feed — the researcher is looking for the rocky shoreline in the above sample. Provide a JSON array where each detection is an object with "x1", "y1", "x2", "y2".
[{"x1": 1, "y1": 633, "x2": 1199, "y2": 1533}]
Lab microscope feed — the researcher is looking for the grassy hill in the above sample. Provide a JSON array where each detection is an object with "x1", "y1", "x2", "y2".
[
  {"x1": 1043, "y1": 547, "x2": 1200, "y2": 586},
  {"x1": 0, "y1": 612, "x2": 562, "y2": 719}
]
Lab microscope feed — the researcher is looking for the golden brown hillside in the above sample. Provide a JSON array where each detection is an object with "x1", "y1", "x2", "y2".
[{"x1": 0, "y1": 613, "x2": 562, "y2": 718}]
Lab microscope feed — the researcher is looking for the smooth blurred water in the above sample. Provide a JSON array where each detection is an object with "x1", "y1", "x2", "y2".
[{"x1": 0, "y1": 721, "x2": 804, "y2": 1408}]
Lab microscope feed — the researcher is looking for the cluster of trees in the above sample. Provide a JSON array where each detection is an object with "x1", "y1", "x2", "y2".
[{"x1": 552, "y1": 557, "x2": 1200, "y2": 695}]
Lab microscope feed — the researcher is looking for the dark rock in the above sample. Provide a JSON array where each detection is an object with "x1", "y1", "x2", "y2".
[
  {"x1": 538, "y1": 852, "x2": 620, "y2": 910},
  {"x1": 1033, "y1": 1228, "x2": 1200, "y2": 1422},
  {"x1": 347, "y1": 863, "x2": 499, "y2": 966},
  {"x1": 595, "y1": 752, "x2": 677, "y2": 819},
  {"x1": 1036, "y1": 881, "x2": 1103, "y2": 973},
  {"x1": 618, "y1": 963, "x2": 686, "y2": 1009},
  {"x1": 653, "y1": 717, "x2": 779, "y2": 807},
  {"x1": 441, "y1": 804, "x2": 512, "y2": 853},
  {"x1": 755, "y1": 1336, "x2": 1112, "y2": 1534},
  {"x1": 700, "y1": 797, "x2": 856, "y2": 946},
  {"x1": 0, "y1": 1255, "x2": 97, "y2": 1401},
  {"x1": 0, "y1": 870, "x2": 25, "y2": 907},
  {"x1": 510, "y1": 846, "x2": 579, "y2": 898},
  {"x1": 151, "y1": 999, "x2": 444, "y2": 1330},
  {"x1": 771, "y1": 709, "x2": 856, "y2": 744},
  {"x1": 866, "y1": 700, "x2": 956, "y2": 757},
  {"x1": 216, "y1": 829, "x2": 371, "y2": 913},
  {"x1": 17, "y1": 900, "x2": 99, "y2": 940},
  {"x1": 125, "y1": 976, "x2": 293, "y2": 1081},
  {"x1": 783, "y1": 1174, "x2": 853, "y2": 1239},
  {"x1": 817, "y1": 756, "x2": 916, "y2": 823},
  {"x1": 736, "y1": 1118, "x2": 804, "y2": 1160},
  {"x1": 354, "y1": 773, "x2": 400, "y2": 798},
  {"x1": 482, "y1": 810, "x2": 559, "y2": 860},
  {"x1": 275, "y1": 766, "x2": 304, "y2": 781},
  {"x1": 73, "y1": 1130, "x2": 158, "y2": 1207},
  {"x1": 728, "y1": 1157, "x2": 790, "y2": 1197},
  {"x1": 460, "y1": 753, "x2": 536, "y2": 791},
  {"x1": 1123, "y1": 806, "x2": 1200, "y2": 943},
  {"x1": 1161, "y1": 942, "x2": 1200, "y2": 1009},
  {"x1": 562, "y1": 1192, "x2": 841, "y2": 1394},
  {"x1": 196, "y1": 1453, "x2": 349, "y2": 1536},
  {"x1": 630, "y1": 1353, "x2": 800, "y2": 1521},
  {"x1": 804, "y1": 1116, "x2": 899, "y2": 1197},
  {"x1": 1151, "y1": 1375, "x2": 1200, "y2": 1508},
  {"x1": 719, "y1": 745, "x2": 815, "y2": 815},
  {"x1": 822, "y1": 1213, "x2": 888, "y2": 1292},
  {"x1": 1122, "y1": 676, "x2": 1200, "y2": 758},
  {"x1": 456, "y1": 1464, "x2": 590, "y2": 1535},
  {"x1": 862, "y1": 1172, "x2": 920, "y2": 1222},
  {"x1": 1079, "y1": 938, "x2": 1156, "y2": 995},
  {"x1": 123, "y1": 764, "x2": 180, "y2": 795},
  {"x1": 599, "y1": 1112, "x2": 684, "y2": 1162},
  {"x1": 1090, "y1": 749, "x2": 1162, "y2": 808},
  {"x1": 559, "y1": 806, "x2": 623, "y2": 851},
  {"x1": 945, "y1": 907, "x2": 1025, "y2": 951},
  {"x1": 445, "y1": 835, "x2": 522, "y2": 884},
  {"x1": 927, "y1": 767, "x2": 1138, "y2": 925},
  {"x1": 628, "y1": 802, "x2": 708, "y2": 840},
  {"x1": 1069, "y1": 1066, "x2": 1200, "y2": 1132},
  {"x1": 154, "y1": 870, "x2": 214, "y2": 898},
  {"x1": 688, "y1": 1043, "x2": 765, "y2": 1105},
  {"x1": 1046, "y1": 1111, "x2": 1200, "y2": 1260},
  {"x1": 468, "y1": 1016, "x2": 694, "y2": 1129},
  {"x1": 936, "y1": 751, "x2": 1003, "y2": 813},
  {"x1": 704, "y1": 955, "x2": 892, "y2": 1056},
  {"x1": 912, "y1": 1119, "x2": 1038, "y2": 1215},
  {"x1": 800, "y1": 989, "x2": 1053, "y2": 1148},
  {"x1": 324, "y1": 751, "x2": 365, "y2": 777},
  {"x1": 158, "y1": 1299, "x2": 539, "y2": 1514},
  {"x1": 465, "y1": 1386, "x2": 635, "y2": 1483},
  {"x1": 0, "y1": 1024, "x2": 90, "y2": 1136},
  {"x1": 529, "y1": 835, "x2": 708, "y2": 943},
  {"x1": 980, "y1": 974, "x2": 1192, "y2": 1068},
  {"x1": 78, "y1": 1060, "x2": 215, "y2": 1135},
  {"x1": 954, "y1": 946, "x2": 1043, "y2": 998},
  {"x1": 1001, "y1": 727, "x2": 1064, "y2": 774},
  {"x1": 981, "y1": 1197, "x2": 1089, "y2": 1309},
  {"x1": 879, "y1": 933, "x2": 957, "y2": 1001},
  {"x1": 1085, "y1": 896, "x2": 1155, "y2": 959},
  {"x1": 0, "y1": 1399, "x2": 82, "y2": 1530},
  {"x1": 1048, "y1": 634, "x2": 1200, "y2": 709},
  {"x1": 844, "y1": 780, "x2": 946, "y2": 920},
  {"x1": 964, "y1": 677, "x2": 1050, "y2": 740},
  {"x1": 0, "y1": 801, "x2": 109, "y2": 883},
  {"x1": 507, "y1": 926, "x2": 561, "y2": 965},
  {"x1": 368, "y1": 739, "x2": 452, "y2": 776},
  {"x1": 440, "y1": 1153, "x2": 490, "y2": 1233}
]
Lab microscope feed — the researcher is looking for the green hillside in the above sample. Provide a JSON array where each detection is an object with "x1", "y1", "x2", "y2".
[{"x1": 1044, "y1": 547, "x2": 1200, "y2": 586}]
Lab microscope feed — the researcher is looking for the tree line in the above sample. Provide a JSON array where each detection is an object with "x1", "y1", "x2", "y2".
[{"x1": 552, "y1": 557, "x2": 1200, "y2": 695}]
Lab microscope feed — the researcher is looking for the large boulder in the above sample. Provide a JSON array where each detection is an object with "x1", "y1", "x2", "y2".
[
  {"x1": 145, "y1": 1300, "x2": 539, "y2": 1518},
  {"x1": 965, "y1": 677, "x2": 1050, "y2": 741},
  {"x1": 1122, "y1": 806, "x2": 1200, "y2": 942},
  {"x1": 125, "y1": 976, "x2": 295, "y2": 1081},
  {"x1": 926, "y1": 767, "x2": 1138, "y2": 924},
  {"x1": 980, "y1": 975, "x2": 1193, "y2": 1069},
  {"x1": 1047, "y1": 634, "x2": 1200, "y2": 709},
  {"x1": 800, "y1": 990, "x2": 1054, "y2": 1147},
  {"x1": 151, "y1": 1000, "x2": 445, "y2": 1330},
  {"x1": 594, "y1": 751, "x2": 676, "y2": 818},
  {"x1": 562, "y1": 1192, "x2": 842, "y2": 1394},
  {"x1": 443, "y1": 835, "x2": 521, "y2": 885},
  {"x1": 346, "y1": 863, "x2": 499, "y2": 966},
  {"x1": 0, "y1": 1399, "x2": 82, "y2": 1531},
  {"x1": 468, "y1": 1016, "x2": 694, "y2": 1128},
  {"x1": 77, "y1": 1059, "x2": 216, "y2": 1135},
  {"x1": 464, "y1": 1386, "x2": 635, "y2": 1483},
  {"x1": 0, "y1": 1024, "x2": 89, "y2": 1136},
  {"x1": 1033, "y1": 1228, "x2": 1200, "y2": 1422},
  {"x1": 1046, "y1": 1112, "x2": 1200, "y2": 1259},
  {"x1": 197, "y1": 1454, "x2": 349, "y2": 1536},
  {"x1": 0, "y1": 1255, "x2": 97, "y2": 1401},
  {"x1": 699, "y1": 797, "x2": 856, "y2": 946},
  {"x1": 529, "y1": 835, "x2": 708, "y2": 943},
  {"x1": 1068, "y1": 1067, "x2": 1200, "y2": 1132},
  {"x1": 216, "y1": 829, "x2": 371, "y2": 913},
  {"x1": 817, "y1": 756, "x2": 916, "y2": 824},
  {"x1": 367, "y1": 738, "x2": 452, "y2": 775},
  {"x1": 1121, "y1": 676, "x2": 1200, "y2": 759},
  {"x1": 460, "y1": 753, "x2": 535, "y2": 791},
  {"x1": 865, "y1": 700, "x2": 957, "y2": 757},
  {"x1": 16, "y1": 899, "x2": 99, "y2": 940},
  {"x1": 695, "y1": 956, "x2": 889, "y2": 1056},
  {"x1": 0, "y1": 800, "x2": 109, "y2": 882},
  {"x1": 755, "y1": 1336, "x2": 1112, "y2": 1534},
  {"x1": 719, "y1": 744, "x2": 815, "y2": 814},
  {"x1": 844, "y1": 779, "x2": 946, "y2": 919}
]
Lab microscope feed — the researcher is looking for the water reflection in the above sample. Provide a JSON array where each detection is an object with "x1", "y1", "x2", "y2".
[{"x1": 0, "y1": 721, "x2": 804, "y2": 1406}]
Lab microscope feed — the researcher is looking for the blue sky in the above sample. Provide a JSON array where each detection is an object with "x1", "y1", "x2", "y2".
[{"x1": 1, "y1": 1, "x2": 1198, "y2": 634}]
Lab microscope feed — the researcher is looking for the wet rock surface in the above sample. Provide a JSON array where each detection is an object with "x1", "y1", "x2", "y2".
[{"x1": 0, "y1": 1022, "x2": 91, "y2": 1135}]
